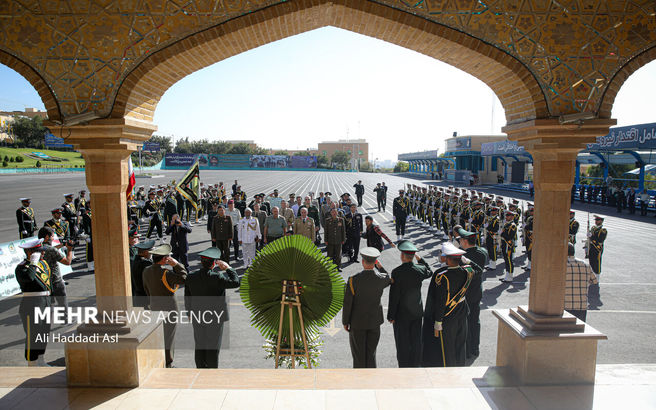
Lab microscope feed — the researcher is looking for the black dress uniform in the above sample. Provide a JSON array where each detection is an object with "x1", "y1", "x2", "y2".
[
  {"x1": 144, "y1": 195, "x2": 163, "y2": 239},
  {"x1": 387, "y1": 242, "x2": 432, "y2": 367},
  {"x1": 16, "y1": 202, "x2": 37, "y2": 239},
  {"x1": 131, "y1": 240, "x2": 155, "y2": 308},
  {"x1": 569, "y1": 214, "x2": 579, "y2": 244},
  {"x1": 80, "y1": 209, "x2": 93, "y2": 267},
  {"x1": 44, "y1": 217, "x2": 70, "y2": 241},
  {"x1": 15, "y1": 239, "x2": 52, "y2": 362},
  {"x1": 345, "y1": 211, "x2": 363, "y2": 262},
  {"x1": 458, "y1": 230, "x2": 488, "y2": 358},
  {"x1": 61, "y1": 198, "x2": 78, "y2": 239},
  {"x1": 485, "y1": 211, "x2": 499, "y2": 266},
  {"x1": 166, "y1": 194, "x2": 179, "y2": 227},
  {"x1": 587, "y1": 218, "x2": 607, "y2": 275},
  {"x1": 373, "y1": 185, "x2": 386, "y2": 212},
  {"x1": 422, "y1": 261, "x2": 473, "y2": 367},
  {"x1": 342, "y1": 248, "x2": 391, "y2": 368},
  {"x1": 500, "y1": 214, "x2": 517, "y2": 281},
  {"x1": 184, "y1": 247, "x2": 240, "y2": 368},
  {"x1": 393, "y1": 193, "x2": 409, "y2": 238},
  {"x1": 353, "y1": 182, "x2": 365, "y2": 207}
]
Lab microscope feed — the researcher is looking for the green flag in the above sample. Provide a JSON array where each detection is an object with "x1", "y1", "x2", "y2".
[{"x1": 175, "y1": 159, "x2": 200, "y2": 209}]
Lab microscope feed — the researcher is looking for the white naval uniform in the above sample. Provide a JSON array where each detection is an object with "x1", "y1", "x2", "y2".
[{"x1": 238, "y1": 216, "x2": 261, "y2": 268}]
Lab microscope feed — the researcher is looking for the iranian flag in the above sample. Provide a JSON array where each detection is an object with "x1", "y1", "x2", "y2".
[{"x1": 126, "y1": 156, "x2": 136, "y2": 199}]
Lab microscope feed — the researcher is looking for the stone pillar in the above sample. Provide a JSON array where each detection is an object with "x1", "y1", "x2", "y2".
[
  {"x1": 45, "y1": 119, "x2": 165, "y2": 387},
  {"x1": 493, "y1": 119, "x2": 614, "y2": 384}
]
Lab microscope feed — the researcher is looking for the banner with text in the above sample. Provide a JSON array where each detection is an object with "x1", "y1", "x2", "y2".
[
  {"x1": 290, "y1": 156, "x2": 317, "y2": 168},
  {"x1": 250, "y1": 155, "x2": 289, "y2": 168},
  {"x1": 585, "y1": 122, "x2": 656, "y2": 151}
]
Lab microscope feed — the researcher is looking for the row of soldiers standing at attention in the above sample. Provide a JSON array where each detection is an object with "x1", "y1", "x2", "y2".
[{"x1": 393, "y1": 184, "x2": 607, "y2": 282}]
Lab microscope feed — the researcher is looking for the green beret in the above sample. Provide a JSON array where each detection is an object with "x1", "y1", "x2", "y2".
[{"x1": 198, "y1": 247, "x2": 222, "y2": 260}]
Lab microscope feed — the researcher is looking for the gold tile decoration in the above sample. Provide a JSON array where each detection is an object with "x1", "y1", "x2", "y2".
[{"x1": 0, "y1": 0, "x2": 654, "y2": 121}]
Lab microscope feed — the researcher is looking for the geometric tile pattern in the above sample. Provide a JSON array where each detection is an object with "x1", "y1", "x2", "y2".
[{"x1": 0, "y1": 0, "x2": 654, "y2": 119}]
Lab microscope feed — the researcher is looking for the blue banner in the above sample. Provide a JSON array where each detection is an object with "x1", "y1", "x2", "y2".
[
  {"x1": 290, "y1": 155, "x2": 317, "y2": 168},
  {"x1": 586, "y1": 122, "x2": 656, "y2": 151},
  {"x1": 44, "y1": 131, "x2": 73, "y2": 148},
  {"x1": 165, "y1": 153, "x2": 198, "y2": 167},
  {"x1": 480, "y1": 140, "x2": 527, "y2": 156},
  {"x1": 142, "y1": 142, "x2": 160, "y2": 152}
]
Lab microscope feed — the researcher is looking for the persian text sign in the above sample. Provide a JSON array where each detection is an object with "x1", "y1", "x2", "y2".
[
  {"x1": 586, "y1": 122, "x2": 656, "y2": 151},
  {"x1": 481, "y1": 140, "x2": 527, "y2": 156},
  {"x1": 398, "y1": 150, "x2": 439, "y2": 161}
]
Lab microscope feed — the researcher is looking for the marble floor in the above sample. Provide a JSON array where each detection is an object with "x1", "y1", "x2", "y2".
[{"x1": 0, "y1": 364, "x2": 654, "y2": 409}]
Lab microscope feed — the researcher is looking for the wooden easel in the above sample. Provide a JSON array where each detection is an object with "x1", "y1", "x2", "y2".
[{"x1": 274, "y1": 280, "x2": 311, "y2": 369}]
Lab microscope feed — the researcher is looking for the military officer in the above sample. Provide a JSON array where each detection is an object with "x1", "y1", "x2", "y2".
[
  {"x1": 61, "y1": 193, "x2": 78, "y2": 239},
  {"x1": 79, "y1": 205, "x2": 94, "y2": 271},
  {"x1": 500, "y1": 210, "x2": 517, "y2": 282},
  {"x1": 74, "y1": 190, "x2": 88, "y2": 213},
  {"x1": 342, "y1": 247, "x2": 391, "y2": 368},
  {"x1": 15, "y1": 238, "x2": 52, "y2": 367},
  {"x1": 353, "y1": 180, "x2": 365, "y2": 207},
  {"x1": 238, "y1": 207, "x2": 261, "y2": 269},
  {"x1": 587, "y1": 215, "x2": 607, "y2": 276},
  {"x1": 142, "y1": 244, "x2": 187, "y2": 368},
  {"x1": 303, "y1": 196, "x2": 321, "y2": 245},
  {"x1": 292, "y1": 207, "x2": 316, "y2": 243},
  {"x1": 470, "y1": 201, "x2": 486, "y2": 247},
  {"x1": 484, "y1": 206, "x2": 499, "y2": 269},
  {"x1": 131, "y1": 239, "x2": 155, "y2": 308},
  {"x1": 44, "y1": 208, "x2": 70, "y2": 241},
  {"x1": 387, "y1": 241, "x2": 432, "y2": 367},
  {"x1": 421, "y1": 242, "x2": 474, "y2": 367},
  {"x1": 373, "y1": 183, "x2": 386, "y2": 212},
  {"x1": 344, "y1": 204, "x2": 363, "y2": 263},
  {"x1": 210, "y1": 206, "x2": 234, "y2": 263},
  {"x1": 569, "y1": 211, "x2": 579, "y2": 245},
  {"x1": 393, "y1": 189, "x2": 409, "y2": 241},
  {"x1": 523, "y1": 205, "x2": 534, "y2": 270},
  {"x1": 324, "y1": 208, "x2": 346, "y2": 271},
  {"x1": 17, "y1": 198, "x2": 37, "y2": 239},
  {"x1": 184, "y1": 247, "x2": 240, "y2": 368},
  {"x1": 165, "y1": 191, "x2": 179, "y2": 227},
  {"x1": 144, "y1": 190, "x2": 164, "y2": 242},
  {"x1": 457, "y1": 229, "x2": 488, "y2": 359}
]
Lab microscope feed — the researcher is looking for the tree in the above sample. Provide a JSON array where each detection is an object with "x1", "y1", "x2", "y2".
[
  {"x1": 273, "y1": 150, "x2": 288, "y2": 156},
  {"x1": 36, "y1": 160, "x2": 42, "y2": 168},
  {"x1": 394, "y1": 161, "x2": 409, "y2": 173},
  {"x1": 228, "y1": 143, "x2": 252, "y2": 155},
  {"x1": 11, "y1": 115, "x2": 47, "y2": 148},
  {"x1": 331, "y1": 151, "x2": 349, "y2": 169},
  {"x1": 359, "y1": 161, "x2": 372, "y2": 172},
  {"x1": 317, "y1": 154, "x2": 328, "y2": 167}
]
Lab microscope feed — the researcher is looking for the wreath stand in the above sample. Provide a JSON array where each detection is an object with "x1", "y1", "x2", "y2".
[{"x1": 275, "y1": 280, "x2": 311, "y2": 369}]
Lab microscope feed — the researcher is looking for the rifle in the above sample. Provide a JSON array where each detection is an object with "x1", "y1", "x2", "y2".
[{"x1": 583, "y1": 211, "x2": 590, "y2": 257}]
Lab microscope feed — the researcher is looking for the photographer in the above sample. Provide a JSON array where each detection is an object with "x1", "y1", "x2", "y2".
[
  {"x1": 38, "y1": 226, "x2": 74, "y2": 311},
  {"x1": 165, "y1": 214, "x2": 192, "y2": 269}
]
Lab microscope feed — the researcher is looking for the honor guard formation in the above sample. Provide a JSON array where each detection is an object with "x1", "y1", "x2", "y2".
[{"x1": 13, "y1": 178, "x2": 606, "y2": 369}]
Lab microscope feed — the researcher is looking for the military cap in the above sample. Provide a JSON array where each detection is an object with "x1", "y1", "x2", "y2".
[
  {"x1": 148, "y1": 190, "x2": 156, "y2": 195},
  {"x1": 128, "y1": 227, "x2": 139, "y2": 237},
  {"x1": 150, "y1": 244, "x2": 172, "y2": 256},
  {"x1": 325, "y1": 191, "x2": 332, "y2": 196},
  {"x1": 463, "y1": 198, "x2": 470, "y2": 203},
  {"x1": 19, "y1": 237, "x2": 44, "y2": 249},
  {"x1": 489, "y1": 206, "x2": 499, "y2": 211},
  {"x1": 64, "y1": 193, "x2": 74, "y2": 197},
  {"x1": 397, "y1": 240, "x2": 418, "y2": 253},
  {"x1": 274, "y1": 189, "x2": 279, "y2": 192},
  {"x1": 441, "y1": 242, "x2": 465, "y2": 257},
  {"x1": 457, "y1": 228, "x2": 477, "y2": 238},
  {"x1": 80, "y1": 189, "x2": 86, "y2": 193},
  {"x1": 289, "y1": 193, "x2": 296, "y2": 197},
  {"x1": 20, "y1": 197, "x2": 31, "y2": 202},
  {"x1": 505, "y1": 210, "x2": 516, "y2": 216},
  {"x1": 360, "y1": 247, "x2": 381, "y2": 262},
  {"x1": 512, "y1": 199, "x2": 519, "y2": 204},
  {"x1": 51, "y1": 207, "x2": 63, "y2": 213},
  {"x1": 472, "y1": 201, "x2": 482, "y2": 206},
  {"x1": 198, "y1": 247, "x2": 222, "y2": 259},
  {"x1": 569, "y1": 210, "x2": 575, "y2": 214},
  {"x1": 135, "y1": 240, "x2": 156, "y2": 250},
  {"x1": 496, "y1": 198, "x2": 504, "y2": 202},
  {"x1": 593, "y1": 215, "x2": 604, "y2": 220},
  {"x1": 399, "y1": 189, "x2": 404, "y2": 193}
]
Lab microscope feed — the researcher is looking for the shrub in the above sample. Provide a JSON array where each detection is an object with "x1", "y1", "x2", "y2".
[
  {"x1": 36, "y1": 160, "x2": 41, "y2": 168},
  {"x1": 15, "y1": 155, "x2": 23, "y2": 162},
  {"x1": 3, "y1": 155, "x2": 8, "y2": 162},
  {"x1": 9, "y1": 157, "x2": 14, "y2": 162},
  {"x1": 2, "y1": 161, "x2": 7, "y2": 167}
]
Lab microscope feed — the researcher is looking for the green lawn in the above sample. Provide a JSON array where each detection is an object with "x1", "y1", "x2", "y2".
[{"x1": 0, "y1": 147, "x2": 85, "y2": 168}]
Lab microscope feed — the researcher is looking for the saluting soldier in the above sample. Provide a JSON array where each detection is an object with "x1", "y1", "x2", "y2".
[
  {"x1": 393, "y1": 189, "x2": 409, "y2": 241},
  {"x1": 184, "y1": 247, "x2": 240, "y2": 368},
  {"x1": 422, "y1": 242, "x2": 474, "y2": 367},
  {"x1": 500, "y1": 210, "x2": 517, "y2": 283},
  {"x1": 484, "y1": 206, "x2": 499, "y2": 269},
  {"x1": 17, "y1": 198, "x2": 37, "y2": 239},
  {"x1": 342, "y1": 247, "x2": 391, "y2": 368},
  {"x1": 387, "y1": 241, "x2": 432, "y2": 367},
  {"x1": 44, "y1": 208, "x2": 70, "y2": 241},
  {"x1": 353, "y1": 180, "x2": 365, "y2": 207},
  {"x1": 142, "y1": 244, "x2": 187, "y2": 368},
  {"x1": 324, "y1": 208, "x2": 346, "y2": 272},
  {"x1": 61, "y1": 193, "x2": 78, "y2": 239},
  {"x1": 131, "y1": 239, "x2": 155, "y2": 308},
  {"x1": 457, "y1": 229, "x2": 488, "y2": 359},
  {"x1": 569, "y1": 211, "x2": 579, "y2": 245},
  {"x1": 15, "y1": 238, "x2": 52, "y2": 367}
]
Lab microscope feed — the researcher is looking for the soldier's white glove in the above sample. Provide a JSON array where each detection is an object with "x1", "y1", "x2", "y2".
[
  {"x1": 85, "y1": 237, "x2": 91, "y2": 243},
  {"x1": 30, "y1": 252, "x2": 41, "y2": 265},
  {"x1": 587, "y1": 232, "x2": 592, "y2": 238},
  {"x1": 434, "y1": 321, "x2": 443, "y2": 332},
  {"x1": 468, "y1": 219, "x2": 473, "y2": 223},
  {"x1": 461, "y1": 256, "x2": 471, "y2": 265},
  {"x1": 21, "y1": 230, "x2": 27, "y2": 235},
  {"x1": 484, "y1": 223, "x2": 488, "y2": 228}
]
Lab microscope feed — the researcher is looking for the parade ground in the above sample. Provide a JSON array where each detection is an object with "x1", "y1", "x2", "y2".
[{"x1": 0, "y1": 170, "x2": 654, "y2": 370}]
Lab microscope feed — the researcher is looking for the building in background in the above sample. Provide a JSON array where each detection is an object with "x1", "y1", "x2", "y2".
[
  {"x1": 0, "y1": 108, "x2": 49, "y2": 144},
  {"x1": 317, "y1": 139, "x2": 368, "y2": 170}
]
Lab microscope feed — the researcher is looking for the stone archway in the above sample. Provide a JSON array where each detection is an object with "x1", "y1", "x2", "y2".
[{"x1": 110, "y1": 0, "x2": 548, "y2": 125}]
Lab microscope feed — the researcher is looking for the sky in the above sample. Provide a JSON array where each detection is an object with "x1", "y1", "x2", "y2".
[{"x1": 1, "y1": 26, "x2": 655, "y2": 162}]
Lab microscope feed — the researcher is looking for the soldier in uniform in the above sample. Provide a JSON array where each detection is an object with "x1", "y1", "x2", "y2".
[
  {"x1": 457, "y1": 229, "x2": 488, "y2": 359},
  {"x1": 484, "y1": 206, "x2": 499, "y2": 269},
  {"x1": 421, "y1": 242, "x2": 474, "y2": 367},
  {"x1": 292, "y1": 207, "x2": 316, "y2": 243},
  {"x1": 500, "y1": 210, "x2": 517, "y2": 283},
  {"x1": 373, "y1": 183, "x2": 386, "y2": 212},
  {"x1": 17, "y1": 198, "x2": 37, "y2": 239},
  {"x1": 342, "y1": 247, "x2": 391, "y2": 368},
  {"x1": 324, "y1": 208, "x2": 346, "y2": 271},
  {"x1": 387, "y1": 241, "x2": 432, "y2": 367},
  {"x1": 44, "y1": 208, "x2": 70, "y2": 241},
  {"x1": 15, "y1": 238, "x2": 52, "y2": 367},
  {"x1": 210, "y1": 206, "x2": 234, "y2": 264},
  {"x1": 344, "y1": 204, "x2": 363, "y2": 263},
  {"x1": 79, "y1": 204, "x2": 94, "y2": 271},
  {"x1": 61, "y1": 193, "x2": 78, "y2": 239},
  {"x1": 569, "y1": 211, "x2": 579, "y2": 245},
  {"x1": 523, "y1": 205, "x2": 534, "y2": 270},
  {"x1": 238, "y1": 207, "x2": 261, "y2": 269},
  {"x1": 131, "y1": 240, "x2": 155, "y2": 308},
  {"x1": 470, "y1": 201, "x2": 486, "y2": 247},
  {"x1": 142, "y1": 244, "x2": 187, "y2": 368},
  {"x1": 144, "y1": 190, "x2": 164, "y2": 242},
  {"x1": 74, "y1": 190, "x2": 88, "y2": 213},
  {"x1": 353, "y1": 180, "x2": 365, "y2": 207},
  {"x1": 166, "y1": 191, "x2": 179, "y2": 227},
  {"x1": 393, "y1": 189, "x2": 409, "y2": 241},
  {"x1": 587, "y1": 215, "x2": 607, "y2": 277},
  {"x1": 303, "y1": 196, "x2": 321, "y2": 245},
  {"x1": 184, "y1": 247, "x2": 240, "y2": 368}
]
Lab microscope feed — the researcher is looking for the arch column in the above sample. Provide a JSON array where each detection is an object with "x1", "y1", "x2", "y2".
[
  {"x1": 46, "y1": 118, "x2": 165, "y2": 387},
  {"x1": 493, "y1": 119, "x2": 614, "y2": 385}
]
